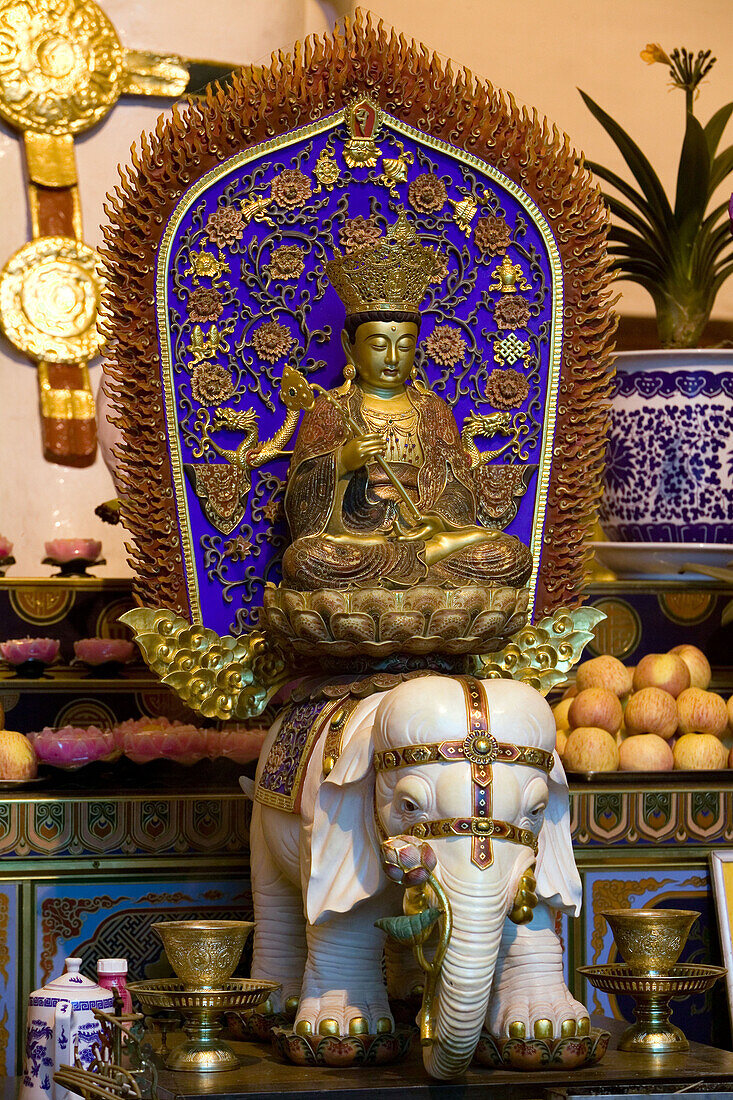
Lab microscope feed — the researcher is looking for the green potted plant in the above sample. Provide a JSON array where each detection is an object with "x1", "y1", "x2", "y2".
[
  {"x1": 581, "y1": 45, "x2": 733, "y2": 348},
  {"x1": 581, "y1": 47, "x2": 733, "y2": 560}
]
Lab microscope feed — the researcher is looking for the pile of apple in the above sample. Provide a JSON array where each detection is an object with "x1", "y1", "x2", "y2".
[{"x1": 555, "y1": 646, "x2": 733, "y2": 773}]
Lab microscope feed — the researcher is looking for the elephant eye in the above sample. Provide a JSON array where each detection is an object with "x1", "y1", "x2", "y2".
[{"x1": 400, "y1": 797, "x2": 419, "y2": 813}]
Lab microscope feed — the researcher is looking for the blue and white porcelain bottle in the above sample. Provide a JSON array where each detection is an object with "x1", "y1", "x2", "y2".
[{"x1": 21, "y1": 957, "x2": 114, "y2": 1100}]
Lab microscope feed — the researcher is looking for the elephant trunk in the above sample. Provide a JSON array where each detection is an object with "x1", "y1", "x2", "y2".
[{"x1": 422, "y1": 864, "x2": 513, "y2": 1080}]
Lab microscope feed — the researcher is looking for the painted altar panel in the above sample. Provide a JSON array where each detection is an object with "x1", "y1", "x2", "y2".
[
  {"x1": 577, "y1": 866, "x2": 728, "y2": 1048},
  {"x1": 0, "y1": 883, "x2": 18, "y2": 1076},
  {"x1": 569, "y1": 785, "x2": 733, "y2": 847},
  {"x1": 156, "y1": 110, "x2": 562, "y2": 636},
  {"x1": 34, "y1": 877, "x2": 252, "y2": 988},
  {"x1": 0, "y1": 795, "x2": 250, "y2": 860}
]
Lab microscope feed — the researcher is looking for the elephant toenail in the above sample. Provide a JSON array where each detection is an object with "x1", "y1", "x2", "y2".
[
  {"x1": 349, "y1": 1017, "x2": 369, "y2": 1035},
  {"x1": 376, "y1": 1017, "x2": 393, "y2": 1033},
  {"x1": 577, "y1": 1016, "x2": 591, "y2": 1036},
  {"x1": 560, "y1": 1019, "x2": 576, "y2": 1038},
  {"x1": 534, "y1": 1018, "x2": 553, "y2": 1039},
  {"x1": 295, "y1": 1020, "x2": 312, "y2": 1036},
  {"x1": 284, "y1": 996, "x2": 299, "y2": 1017},
  {"x1": 318, "y1": 1018, "x2": 340, "y2": 1036},
  {"x1": 508, "y1": 1021, "x2": 525, "y2": 1038}
]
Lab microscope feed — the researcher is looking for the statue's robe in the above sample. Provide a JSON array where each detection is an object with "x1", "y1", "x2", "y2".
[{"x1": 282, "y1": 386, "x2": 534, "y2": 591}]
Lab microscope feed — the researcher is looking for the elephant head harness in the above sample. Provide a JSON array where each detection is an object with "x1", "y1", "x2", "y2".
[{"x1": 373, "y1": 677, "x2": 554, "y2": 869}]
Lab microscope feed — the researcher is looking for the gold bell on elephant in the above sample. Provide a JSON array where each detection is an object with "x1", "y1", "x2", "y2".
[{"x1": 509, "y1": 866, "x2": 538, "y2": 924}]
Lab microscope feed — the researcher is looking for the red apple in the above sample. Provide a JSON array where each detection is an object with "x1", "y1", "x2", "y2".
[
  {"x1": 669, "y1": 644, "x2": 712, "y2": 690},
  {"x1": 0, "y1": 730, "x2": 37, "y2": 779},
  {"x1": 624, "y1": 687, "x2": 678, "y2": 740},
  {"x1": 562, "y1": 726, "x2": 619, "y2": 773},
  {"x1": 568, "y1": 688, "x2": 623, "y2": 735},
  {"x1": 676, "y1": 688, "x2": 728, "y2": 737},
  {"x1": 575, "y1": 656, "x2": 633, "y2": 697},
  {"x1": 619, "y1": 734, "x2": 673, "y2": 772},
  {"x1": 674, "y1": 733, "x2": 728, "y2": 771},
  {"x1": 633, "y1": 653, "x2": 690, "y2": 698}
]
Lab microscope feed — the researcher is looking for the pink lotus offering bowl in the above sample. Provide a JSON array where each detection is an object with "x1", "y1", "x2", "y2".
[
  {"x1": 28, "y1": 726, "x2": 118, "y2": 769},
  {"x1": 113, "y1": 717, "x2": 207, "y2": 765},
  {"x1": 44, "y1": 538, "x2": 102, "y2": 563},
  {"x1": 74, "y1": 639, "x2": 135, "y2": 666},
  {"x1": 0, "y1": 638, "x2": 59, "y2": 666},
  {"x1": 0, "y1": 536, "x2": 13, "y2": 558}
]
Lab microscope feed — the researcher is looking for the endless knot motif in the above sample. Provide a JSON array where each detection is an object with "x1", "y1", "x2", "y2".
[{"x1": 494, "y1": 333, "x2": 530, "y2": 366}]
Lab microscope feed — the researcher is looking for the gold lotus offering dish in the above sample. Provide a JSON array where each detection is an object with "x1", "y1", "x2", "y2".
[
  {"x1": 129, "y1": 919, "x2": 279, "y2": 1072},
  {"x1": 579, "y1": 908, "x2": 726, "y2": 1054}
]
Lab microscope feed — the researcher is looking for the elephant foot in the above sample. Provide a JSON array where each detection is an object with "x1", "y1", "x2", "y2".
[
  {"x1": 295, "y1": 989, "x2": 394, "y2": 1038},
  {"x1": 486, "y1": 980, "x2": 590, "y2": 1041}
]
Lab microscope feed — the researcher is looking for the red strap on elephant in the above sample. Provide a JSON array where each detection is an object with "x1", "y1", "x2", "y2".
[{"x1": 373, "y1": 677, "x2": 550, "y2": 870}]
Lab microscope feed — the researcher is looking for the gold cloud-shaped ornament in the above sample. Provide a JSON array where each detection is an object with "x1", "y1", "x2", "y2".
[{"x1": 120, "y1": 608, "x2": 290, "y2": 720}]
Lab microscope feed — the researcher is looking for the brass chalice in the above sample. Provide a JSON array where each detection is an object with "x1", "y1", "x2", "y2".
[
  {"x1": 129, "y1": 920, "x2": 279, "y2": 1072},
  {"x1": 603, "y1": 908, "x2": 698, "y2": 975},
  {"x1": 579, "y1": 908, "x2": 725, "y2": 1054},
  {"x1": 152, "y1": 919, "x2": 253, "y2": 990}
]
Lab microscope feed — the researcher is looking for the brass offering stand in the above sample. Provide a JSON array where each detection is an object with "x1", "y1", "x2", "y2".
[
  {"x1": 128, "y1": 979, "x2": 279, "y2": 1072},
  {"x1": 127, "y1": 920, "x2": 279, "y2": 1072},
  {"x1": 579, "y1": 908, "x2": 726, "y2": 1054}
]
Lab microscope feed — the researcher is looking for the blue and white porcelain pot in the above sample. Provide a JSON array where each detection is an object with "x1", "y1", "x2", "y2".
[
  {"x1": 600, "y1": 349, "x2": 733, "y2": 544},
  {"x1": 21, "y1": 958, "x2": 113, "y2": 1100}
]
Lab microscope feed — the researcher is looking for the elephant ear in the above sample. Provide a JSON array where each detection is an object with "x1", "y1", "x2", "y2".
[
  {"x1": 535, "y1": 751, "x2": 582, "y2": 916},
  {"x1": 302, "y1": 695, "x2": 384, "y2": 926}
]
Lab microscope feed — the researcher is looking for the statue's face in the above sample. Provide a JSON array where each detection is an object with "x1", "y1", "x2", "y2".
[{"x1": 347, "y1": 320, "x2": 419, "y2": 391}]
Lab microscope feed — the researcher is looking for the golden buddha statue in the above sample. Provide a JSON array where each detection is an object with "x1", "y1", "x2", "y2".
[{"x1": 281, "y1": 213, "x2": 533, "y2": 592}]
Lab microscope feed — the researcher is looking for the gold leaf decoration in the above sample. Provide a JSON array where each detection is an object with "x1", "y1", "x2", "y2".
[
  {"x1": 120, "y1": 608, "x2": 290, "y2": 720},
  {"x1": 474, "y1": 606, "x2": 606, "y2": 695}
]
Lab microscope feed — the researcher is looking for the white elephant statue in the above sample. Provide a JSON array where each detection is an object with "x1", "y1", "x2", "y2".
[{"x1": 244, "y1": 674, "x2": 586, "y2": 1079}]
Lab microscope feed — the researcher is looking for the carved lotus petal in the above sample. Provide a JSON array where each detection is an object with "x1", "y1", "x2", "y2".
[
  {"x1": 330, "y1": 612, "x2": 377, "y2": 643},
  {"x1": 427, "y1": 609, "x2": 471, "y2": 639},
  {"x1": 290, "y1": 610, "x2": 330, "y2": 642},
  {"x1": 472, "y1": 610, "x2": 512, "y2": 639},
  {"x1": 403, "y1": 586, "x2": 445, "y2": 613},
  {"x1": 310, "y1": 590, "x2": 349, "y2": 619},
  {"x1": 349, "y1": 589, "x2": 395, "y2": 619},
  {"x1": 378, "y1": 611, "x2": 426, "y2": 644},
  {"x1": 279, "y1": 590, "x2": 307, "y2": 615},
  {"x1": 261, "y1": 606, "x2": 291, "y2": 638},
  {"x1": 450, "y1": 587, "x2": 491, "y2": 616}
]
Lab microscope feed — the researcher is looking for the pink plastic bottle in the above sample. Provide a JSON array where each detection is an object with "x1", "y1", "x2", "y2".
[{"x1": 96, "y1": 959, "x2": 132, "y2": 1014}]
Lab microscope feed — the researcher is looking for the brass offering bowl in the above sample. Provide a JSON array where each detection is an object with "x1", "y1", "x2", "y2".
[
  {"x1": 152, "y1": 919, "x2": 253, "y2": 990},
  {"x1": 129, "y1": 977, "x2": 280, "y2": 1072},
  {"x1": 578, "y1": 963, "x2": 725, "y2": 1054},
  {"x1": 603, "y1": 908, "x2": 698, "y2": 974},
  {"x1": 579, "y1": 907, "x2": 725, "y2": 1054}
]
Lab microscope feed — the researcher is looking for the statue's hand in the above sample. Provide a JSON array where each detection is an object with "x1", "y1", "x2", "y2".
[
  {"x1": 394, "y1": 510, "x2": 448, "y2": 541},
  {"x1": 340, "y1": 434, "x2": 386, "y2": 472}
]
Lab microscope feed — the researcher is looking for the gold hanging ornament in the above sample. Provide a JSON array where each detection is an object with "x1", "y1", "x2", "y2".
[{"x1": 0, "y1": 0, "x2": 236, "y2": 465}]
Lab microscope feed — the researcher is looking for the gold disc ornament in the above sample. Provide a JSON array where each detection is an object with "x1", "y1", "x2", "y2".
[
  {"x1": 0, "y1": 237, "x2": 105, "y2": 362},
  {"x1": 0, "y1": 0, "x2": 124, "y2": 136}
]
